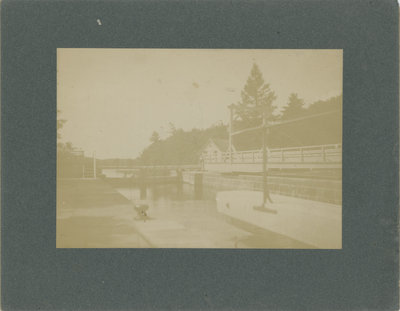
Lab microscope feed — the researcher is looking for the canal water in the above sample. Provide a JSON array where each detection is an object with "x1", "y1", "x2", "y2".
[
  {"x1": 115, "y1": 183, "x2": 215, "y2": 202},
  {"x1": 114, "y1": 183, "x2": 312, "y2": 248}
]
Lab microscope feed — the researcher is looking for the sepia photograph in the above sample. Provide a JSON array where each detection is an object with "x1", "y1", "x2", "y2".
[
  {"x1": 57, "y1": 48, "x2": 342, "y2": 249},
  {"x1": 3, "y1": 0, "x2": 399, "y2": 309}
]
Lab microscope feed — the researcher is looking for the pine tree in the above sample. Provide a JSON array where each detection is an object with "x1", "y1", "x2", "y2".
[
  {"x1": 281, "y1": 93, "x2": 306, "y2": 120},
  {"x1": 234, "y1": 63, "x2": 276, "y2": 128},
  {"x1": 168, "y1": 122, "x2": 177, "y2": 135},
  {"x1": 150, "y1": 131, "x2": 160, "y2": 143}
]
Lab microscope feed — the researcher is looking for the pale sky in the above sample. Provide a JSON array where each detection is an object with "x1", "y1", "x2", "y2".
[{"x1": 57, "y1": 49, "x2": 342, "y2": 159}]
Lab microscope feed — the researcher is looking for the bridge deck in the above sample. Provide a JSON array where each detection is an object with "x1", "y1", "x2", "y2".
[{"x1": 204, "y1": 143, "x2": 341, "y2": 172}]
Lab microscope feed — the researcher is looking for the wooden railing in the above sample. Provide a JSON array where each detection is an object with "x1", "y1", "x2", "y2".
[
  {"x1": 203, "y1": 144, "x2": 342, "y2": 164},
  {"x1": 100, "y1": 165, "x2": 201, "y2": 179}
]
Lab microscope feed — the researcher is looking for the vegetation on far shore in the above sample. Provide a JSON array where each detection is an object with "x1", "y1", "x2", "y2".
[{"x1": 58, "y1": 63, "x2": 342, "y2": 167}]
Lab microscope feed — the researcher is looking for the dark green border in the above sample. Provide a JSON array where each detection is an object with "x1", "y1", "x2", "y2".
[{"x1": 1, "y1": 0, "x2": 399, "y2": 310}]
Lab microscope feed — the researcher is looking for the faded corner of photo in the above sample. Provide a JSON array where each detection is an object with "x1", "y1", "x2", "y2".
[{"x1": 56, "y1": 49, "x2": 342, "y2": 249}]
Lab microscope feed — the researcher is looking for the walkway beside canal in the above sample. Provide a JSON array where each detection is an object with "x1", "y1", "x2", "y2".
[{"x1": 57, "y1": 179, "x2": 151, "y2": 248}]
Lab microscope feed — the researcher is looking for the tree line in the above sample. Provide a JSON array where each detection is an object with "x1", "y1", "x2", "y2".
[
  {"x1": 134, "y1": 123, "x2": 228, "y2": 165},
  {"x1": 58, "y1": 63, "x2": 342, "y2": 167},
  {"x1": 135, "y1": 63, "x2": 341, "y2": 164}
]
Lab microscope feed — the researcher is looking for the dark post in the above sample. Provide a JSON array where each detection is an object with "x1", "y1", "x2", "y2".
[
  {"x1": 176, "y1": 168, "x2": 183, "y2": 197},
  {"x1": 262, "y1": 124, "x2": 268, "y2": 205},
  {"x1": 262, "y1": 116, "x2": 272, "y2": 206},
  {"x1": 139, "y1": 168, "x2": 147, "y2": 199},
  {"x1": 194, "y1": 173, "x2": 203, "y2": 199},
  {"x1": 176, "y1": 168, "x2": 183, "y2": 184},
  {"x1": 228, "y1": 104, "x2": 234, "y2": 166}
]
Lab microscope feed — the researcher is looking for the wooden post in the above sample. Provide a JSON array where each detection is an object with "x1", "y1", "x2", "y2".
[
  {"x1": 262, "y1": 117, "x2": 268, "y2": 205},
  {"x1": 176, "y1": 168, "x2": 183, "y2": 197},
  {"x1": 229, "y1": 104, "x2": 234, "y2": 166},
  {"x1": 262, "y1": 127, "x2": 267, "y2": 204},
  {"x1": 176, "y1": 168, "x2": 183, "y2": 184},
  {"x1": 139, "y1": 168, "x2": 147, "y2": 199},
  {"x1": 194, "y1": 173, "x2": 203, "y2": 199}
]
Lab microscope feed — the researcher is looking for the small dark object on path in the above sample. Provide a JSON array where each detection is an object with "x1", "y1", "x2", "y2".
[{"x1": 134, "y1": 204, "x2": 150, "y2": 221}]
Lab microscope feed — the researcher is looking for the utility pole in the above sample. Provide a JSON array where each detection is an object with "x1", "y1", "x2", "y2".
[
  {"x1": 228, "y1": 104, "x2": 234, "y2": 166},
  {"x1": 262, "y1": 113, "x2": 267, "y2": 205},
  {"x1": 262, "y1": 113, "x2": 272, "y2": 206},
  {"x1": 227, "y1": 102, "x2": 276, "y2": 212}
]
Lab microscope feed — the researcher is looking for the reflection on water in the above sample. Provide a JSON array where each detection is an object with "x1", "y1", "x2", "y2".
[
  {"x1": 116, "y1": 183, "x2": 216, "y2": 203},
  {"x1": 114, "y1": 183, "x2": 313, "y2": 248},
  {"x1": 115, "y1": 184, "x2": 220, "y2": 224}
]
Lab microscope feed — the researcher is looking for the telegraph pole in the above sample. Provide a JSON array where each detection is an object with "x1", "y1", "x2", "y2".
[
  {"x1": 262, "y1": 114, "x2": 267, "y2": 205},
  {"x1": 228, "y1": 104, "x2": 234, "y2": 166},
  {"x1": 262, "y1": 113, "x2": 272, "y2": 206}
]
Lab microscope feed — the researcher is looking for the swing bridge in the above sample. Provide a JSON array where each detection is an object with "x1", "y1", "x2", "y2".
[
  {"x1": 98, "y1": 141, "x2": 341, "y2": 180},
  {"x1": 203, "y1": 143, "x2": 342, "y2": 173},
  {"x1": 100, "y1": 165, "x2": 199, "y2": 179}
]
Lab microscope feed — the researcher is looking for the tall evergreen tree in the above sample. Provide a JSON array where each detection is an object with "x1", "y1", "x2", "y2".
[
  {"x1": 234, "y1": 63, "x2": 276, "y2": 128},
  {"x1": 168, "y1": 122, "x2": 177, "y2": 136},
  {"x1": 150, "y1": 131, "x2": 160, "y2": 143},
  {"x1": 281, "y1": 93, "x2": 306, "y2": 120}
]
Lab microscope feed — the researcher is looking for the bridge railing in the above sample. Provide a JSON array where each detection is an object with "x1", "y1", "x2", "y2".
[
  {"x1": 100, "y1": 164, "x2": 201, "y2": 170},
  {"x1": 203, "y1": 144, "x2": 342, "y2": 164}
]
